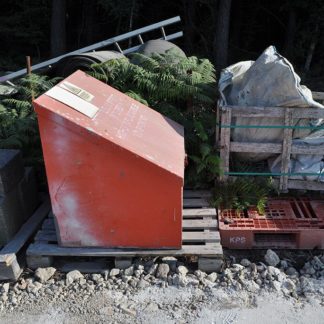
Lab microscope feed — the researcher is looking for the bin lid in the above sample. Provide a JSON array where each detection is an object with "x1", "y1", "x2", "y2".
[{"x1": 34, "y1": 70, "x2": 185, "y2": 180}]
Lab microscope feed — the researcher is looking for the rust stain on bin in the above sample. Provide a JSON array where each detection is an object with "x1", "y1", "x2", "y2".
[{"x1": 33, "y1": 70, "x2": 185, "y2": 248}]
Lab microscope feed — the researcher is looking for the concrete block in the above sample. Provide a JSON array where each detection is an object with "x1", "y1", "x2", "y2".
[
  {"x1": 0, "y1": 167, "x2": 39, "y2": 247},
  {"x1": 0, "y1": 149, "x2": 24, "y2": 194},
  {"x1": 0, "y1": 185, "x2": 25, "y2": 247},
  {"x1": 18, "y1": 167, "x2": 39, "y2": 221},
  {"x1": 114, "y1": 257, "x2": 133, "y2": 269},
  {"x1": 0, "y1": 254, "x2": 22, "y2": 281}
]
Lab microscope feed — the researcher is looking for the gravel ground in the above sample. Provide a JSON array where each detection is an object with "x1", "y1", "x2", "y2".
[{"x1": 0, "y1": 250, "x2": 324, "y2": 324}]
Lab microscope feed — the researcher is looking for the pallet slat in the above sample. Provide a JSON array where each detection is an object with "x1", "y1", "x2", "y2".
[
  {"x1": 182, "y1": 208, "x2": 216, "y2": 217},
  {"x1": 182, "y1": 231, "x2": 220, "y2": 242},
  {"x1": 273, "y1": 179, "x2": 324, "y2": 191},
  {"x1": 280, "y1": 109, "x2": 293, "y2": 191},
  {"x1": 35, "y1": 230, "x2": 57, "y2": 242},
  {"x1": 225, "y1": 105, "x2": 324, "y2": 119},
  {"x1": 42, "y1": 214, "x2": 219, "y2": 228},
  {"x1": 183, "y1": 198, "x2": 209, "y2": 208},
  {"x1": 27, "y1": 242, "x2": 222, "y2": 257},
  {"x1": 183, "y1": 190, "x2": 212, "y2": 198},
  {"x1": 219, "y1": 108, "x2": 232, "y2": 181},
  {"x1": 230, "y1": 141, "x2": 324, "y2": 155},
  {"x1": 42, "y1": 218, "x2": 55, "y2": 230},
  {"x1": 182, "y1": 219, "x2": 217, "y2": 229}
]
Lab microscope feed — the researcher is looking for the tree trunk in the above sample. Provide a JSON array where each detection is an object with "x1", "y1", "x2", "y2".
[
  {"x1": 128, "y1": 0, "x2": 136, "y2": 48},
  {"x1": 304, "y1": 25, "x2": 319, "y2": 74},
  {"x1": 183, "y1": 0, "x2": 196, "y2": 54},
  {"x1": 230, "y1": 0, "x2": 242, "y2": 62},
  {"x1": 214, "y1": 0, "x2": 232, "y2": 74},
  {"x1": 283, "y1": 9, "x2": 296, "y2": 59},
  {"x1": 51, "y1": 0, "x2": 66, "y2": 57},
  {"x1": 84, "y1": 0, "x2": 96, "y2": 45}
]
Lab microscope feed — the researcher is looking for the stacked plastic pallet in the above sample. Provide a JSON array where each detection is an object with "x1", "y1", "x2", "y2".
[{"x1": 219, "y1": 197, "x2": 324, "y2": 249}]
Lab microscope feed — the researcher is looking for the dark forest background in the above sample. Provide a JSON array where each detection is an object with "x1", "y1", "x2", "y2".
[{"x1": 0, "y1": 0, "x2": 324, "y2": 89}]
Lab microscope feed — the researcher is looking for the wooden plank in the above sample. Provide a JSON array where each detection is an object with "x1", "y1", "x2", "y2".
[
  {"x1": 27, "y1": 255, "x2": 53, "y2": 269},
  {"x1": 33, "y1": 229, "x2": 221, "y2": 243},
  {"x1": 182, "y1": 208, "x2": 216, "y2": 217},
  {"x1": 183, "y1": 198, "x2": 209, "y2": 208},
  {"x1": 44, "y1": 204, "x2": 215, "y2": 224},
  {"x1": 59, "y1": 261, "x2": 108, "y2": 273},
  {"x1": 288, "y1": 180, "x2": 324, "y2": 191},
  {"x1": 27, "y1": 242, "x2": 223, "y2": 257},
  {"x1": 292, "y1": 144, "x2": 324, "y2": 155},
  {"x1": 224, "y1": 105, "x2": 324, "y2": 119},
  {"x1": 183, "y1": 190, "x2": 212, "y2": 198},
  {"x1": 182, "y1": 231, "x2": 220, "y2": 243},
  {"x1": 219, "y1": 107, "x2": 232, "y2": 181},
  {"x1": 230, "y1": 142, "x2": 282, "y2": 153},
  {"x1": 0, "y1": 254, "x2": 22, "y2": 281},
  {"x1": 312, "y1": 91, "x2": 324, "y2": 101},
  {"x1": 215, "y1": 100, "x2": 221, "y2": 147},
  {"x1": 230, "y1": 141, "x2": 324, "y2": 155},
  {"x1": 1, "y1": 198, "x2": 51, "y2": 254},
  {"x1": 273, "y1": 179, "x2": 324, "y2": 191},
  {"x1": 280, "y1": 109, "x2": 293, "y2": 192},
  {"x1": 182, "y1": 218, "x2": 217, "y2": 229},
  {"x1": 35, "y1": 230, "x2": 57, "y2": 242},
  {"x1": 42, "y1": 218, "x2": 55, "y2": 230},
  {"x1": 40, "y1": 213, "x2": 217, "y2": 232}
]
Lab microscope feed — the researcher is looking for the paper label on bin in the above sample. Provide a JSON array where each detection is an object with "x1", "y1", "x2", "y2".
[
  {"x1": 59, "y1": 81, "x2": 94, "y2": 102},
  {"x1": 45, "y1": 86, "x2": 99, "y2": 118}
]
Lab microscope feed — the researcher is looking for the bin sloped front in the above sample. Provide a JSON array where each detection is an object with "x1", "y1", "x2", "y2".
[{"x1": 33, "y1": 70, "x2": 185, "y2": 249}]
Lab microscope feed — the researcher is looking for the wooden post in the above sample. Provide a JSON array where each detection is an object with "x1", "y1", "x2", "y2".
[
  {"x1": 26, "y1": 56, "x2": 32, "y2": 75},
  {"x1": 219, "y1": 106, "x2": 231, "y2": 182},
  {"x1": 215, "y1": 100, "x2": 221, "y2": 147},
  {"x1": 26, "y1": 56, "x2": 34, "y2": 101},
  {"x1": 279, "y1": 108, "x2": 293, "y2": 192}
]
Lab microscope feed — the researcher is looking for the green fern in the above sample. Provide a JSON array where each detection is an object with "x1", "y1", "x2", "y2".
[
  {"x1": 212, "y1": 177, "x2": 275, "y2": 214},
  {"x1": 89, "y1": 50, "x2": 219, "y2": 188},
  {"x1": 89, "y1": 50, "x2": 216, "y2": 108},
  {"x1": 0, "y1": 74, "x2": 59, "y2": 187}
]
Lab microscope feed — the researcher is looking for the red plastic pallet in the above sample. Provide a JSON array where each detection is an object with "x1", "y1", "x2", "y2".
[{"x1": 219, "y1": 198, "x2": 324, "y2": 249}]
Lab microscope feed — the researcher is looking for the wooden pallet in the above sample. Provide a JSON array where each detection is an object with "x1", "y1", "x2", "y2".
[
  {"x1": 0, "y1": 197, "x2": 51, "y2": 281},
  {"x1": 26, "y1": 190, "x2": 223, "y2": 272},
  {"x1": 217, "y1": 91, "x2": 324, "y2": 192}
]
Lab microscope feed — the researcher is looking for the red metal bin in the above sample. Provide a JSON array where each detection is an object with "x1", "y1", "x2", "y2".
[{"x1": 33, "y1": 70, "x2": 185, "y2": 249}]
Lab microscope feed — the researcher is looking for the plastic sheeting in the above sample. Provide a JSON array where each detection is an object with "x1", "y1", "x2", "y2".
[{"x1": 219, "y1": 46, "x2": 324, "y2": 181}]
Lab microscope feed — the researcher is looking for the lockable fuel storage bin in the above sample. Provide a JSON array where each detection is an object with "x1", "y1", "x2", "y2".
[{"x1": 33, "y1": 70, "x2": 185, "y2": 249}]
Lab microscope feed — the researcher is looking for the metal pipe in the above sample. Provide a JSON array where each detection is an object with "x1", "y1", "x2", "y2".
[{"x1": 0, "y1": 16, "x2": 182, "y2": 83}]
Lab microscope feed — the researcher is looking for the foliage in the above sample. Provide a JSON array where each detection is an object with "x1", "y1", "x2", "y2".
[
  {"x1": 212, "y1": 177, "x2": 276, "y2": 214},
  {"x1": 1, "y1": 0, "x2": 324, "y2": 83},
  {"x1": 0, "y1": 0, "x2": 50, "y2": 70},
  {"x1": 90, "y1": 50, "x2": 220, "y2": 187},
  {"x1": 90, "y1": 51, "x2": 215, "y2": 106},
  {"x1": 0, "y1": 74, "x2": 59, "y2": 185}
]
